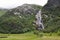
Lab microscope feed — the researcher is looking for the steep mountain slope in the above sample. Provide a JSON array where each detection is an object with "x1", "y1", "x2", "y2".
[
  {"x1": 42, "y1": 0, "x2": 60, "y2": 33},
  {"x1": 0, "y1": 4, "x2": 42, "y2": 33},
  {"x1": 43, "y1": 0, "x2": 60, "y2": 10}
]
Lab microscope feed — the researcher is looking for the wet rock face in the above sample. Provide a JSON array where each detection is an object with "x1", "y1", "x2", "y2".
[
  {"x1": 43, "y1": 0, "x2": 60, "y2": 10},
  {"x1": 35, "y1": 10, "x2": 44, "y2": 30}
]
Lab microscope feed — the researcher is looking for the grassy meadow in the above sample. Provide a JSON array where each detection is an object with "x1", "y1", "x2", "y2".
[{"x1": 0, "y1": 32, "x2": 60, "y2": 40}]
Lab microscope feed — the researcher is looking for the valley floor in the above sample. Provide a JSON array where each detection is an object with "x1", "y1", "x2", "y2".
[{"x1": 0, "y1": 32, "x2": 60, "y2": 40}]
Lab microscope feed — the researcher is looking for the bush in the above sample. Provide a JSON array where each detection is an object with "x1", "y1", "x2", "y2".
[
  {"x1": 33, "y1": 30, "x2": 43, "y2": 37},
  {"x1": 39, "y1": 33, "x2": 43, "y2": 37},
  {"x1": 49, "y1": 33, "x2": 52, "y2": 36},
  {"x1": 57, "y1": 32, "x2": 60, "y2": 36},
  {"x1": 33, "y1": 30, "x2": 39, "y2": 35}
]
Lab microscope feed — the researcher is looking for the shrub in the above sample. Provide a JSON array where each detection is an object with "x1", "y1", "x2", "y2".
[
  {"x1": 57, "y1": 32, "x2": 60, "y2": 36},
  {"x1": 39, "y1": 33, "x2": 43, "y2": 37},
  {"x1": 33, "y1": 30, "x2": 39, "y2": 35},
  {"x1": 49, "y1": 33, "x2": 52, "y2": 36}
]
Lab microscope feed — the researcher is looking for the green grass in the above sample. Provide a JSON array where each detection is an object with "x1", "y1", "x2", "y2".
[{"x1": 0, "y1": 32, "x2": 60, "y2": 40}]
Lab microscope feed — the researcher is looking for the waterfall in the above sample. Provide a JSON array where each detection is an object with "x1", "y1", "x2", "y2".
[{"x1": 35, "y1": 10, "x2": 44, "y2": 30}]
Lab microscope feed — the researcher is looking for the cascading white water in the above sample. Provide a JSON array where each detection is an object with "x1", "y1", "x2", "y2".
[{"x1": 35, "y1": 10, "x2": 44, "y2": 30}]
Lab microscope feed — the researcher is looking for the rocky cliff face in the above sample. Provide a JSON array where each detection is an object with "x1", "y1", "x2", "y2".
[{"x1": 43, "y1": 0, "x2": 60, "y2": 10}]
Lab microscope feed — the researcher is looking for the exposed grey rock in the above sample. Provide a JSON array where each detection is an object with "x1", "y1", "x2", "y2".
[
  {"x1": 43, "y1": 0, "x2": 60, "y2": 10},
  {"x1": 9, "y1": 4, "x2": 41, "y2": 15}
]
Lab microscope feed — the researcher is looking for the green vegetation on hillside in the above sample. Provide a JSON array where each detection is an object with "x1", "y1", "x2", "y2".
[
  {"x1": 42, "y1": 6, "x2": 60, "y2": 33},
  {"x1": 0, "y1": 3, "x2": 60, "y2": 34},
  {"x1": 0, "y1": 4, "x2": 42, "y2": 34},
  {"x1": 0, "y1": 13, "x2": 35, "y2": 33}
]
